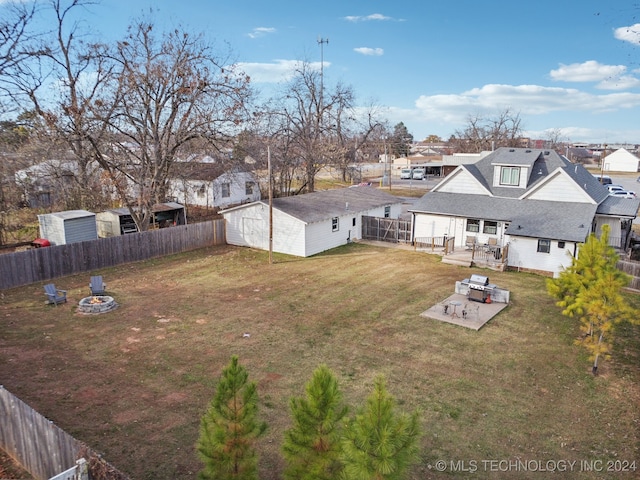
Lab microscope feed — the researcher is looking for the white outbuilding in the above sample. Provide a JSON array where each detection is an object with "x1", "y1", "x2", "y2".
[
  {"x1": 37, "y1": 210, "x2": 98, "y2": 245},
  {"x1": 221, "y1": 186, "x2": 403, "y2": 257},
  {"x1": 602, "y1": 148, "x2": 639, "y2": 173}
]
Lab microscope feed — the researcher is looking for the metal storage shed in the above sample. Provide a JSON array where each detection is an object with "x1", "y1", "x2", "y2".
[{"x1": 37, "y1": 210, "x2": 98, "y2": 245}]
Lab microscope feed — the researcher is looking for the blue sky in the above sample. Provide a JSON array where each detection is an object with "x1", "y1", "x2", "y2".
[{"x1": 5, "y1": 1, "x2": 640, "y2": 143}]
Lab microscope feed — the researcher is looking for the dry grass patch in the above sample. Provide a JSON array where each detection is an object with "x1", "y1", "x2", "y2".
[{"x1": 0, "y1": 244, "x2": 638, "y2": 480}]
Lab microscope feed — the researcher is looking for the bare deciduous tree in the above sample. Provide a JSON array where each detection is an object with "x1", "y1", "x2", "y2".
[
  {"x1": 8, "y1": 1, "x2": 253, "y2": 230},
  {"x1": 451, "y1": 108, "x2": 524, "y2": 153},
  {"x1": 93, "y1": 18, "x2": 252, "y2": 230}
]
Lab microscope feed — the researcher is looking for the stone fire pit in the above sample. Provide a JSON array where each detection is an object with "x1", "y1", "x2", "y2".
[{"x1": 77, "y1": 295, "x2": 118, "y2": 314}]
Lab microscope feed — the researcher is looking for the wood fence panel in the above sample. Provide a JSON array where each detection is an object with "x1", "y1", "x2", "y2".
[
  {"x1": 0, "y1": 386, "x2": 78, "y2": 480},
  {"x1": 0, "y1": 220, "x2": 225, "y2": 290},
  {"x1": 617, "y1": 259, "x2": 640, "y2": 291}
]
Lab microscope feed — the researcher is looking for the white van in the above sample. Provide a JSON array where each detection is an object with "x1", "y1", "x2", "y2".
[
  {"x1": 412, "y1": 168, "x2": 425, "y2": 180},
  {"x1": 400, "y1": 168, "x2": 412, "y2": 179}
]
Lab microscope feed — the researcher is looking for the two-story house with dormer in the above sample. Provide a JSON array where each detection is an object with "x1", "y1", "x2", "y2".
[{"x1": 409, "y1": 147, "x2": 639, "y2": 277}]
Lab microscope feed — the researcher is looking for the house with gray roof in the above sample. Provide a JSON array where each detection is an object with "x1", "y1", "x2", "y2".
[
  {"x1": 221, "y1": 186, "x2": 402, "y2": 257},
  {"x1": 409, "y1": 147, "x2": 639, "y2": 277}
]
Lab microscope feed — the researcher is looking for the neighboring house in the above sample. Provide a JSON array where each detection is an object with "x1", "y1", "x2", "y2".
[
  {"x1": 602, "y1": 148, "x2": 640, "y2": 173},
  {"x1": 221, "y1": 186, "x2": 403, "y2": 257},
  {"x1": 409, "y1": 147, "x2": 640, "y2": 277},
  {"x1": 167, "y1": 162, "x2": 261, "y2": 210},
  {"x1": 15, "y1": 160, "x2": 78, "y2": 208}
]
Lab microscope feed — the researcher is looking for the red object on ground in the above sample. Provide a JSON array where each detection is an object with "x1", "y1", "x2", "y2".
[{"x1": 31, "y1": 238, "x2": 51, "y2": 248}]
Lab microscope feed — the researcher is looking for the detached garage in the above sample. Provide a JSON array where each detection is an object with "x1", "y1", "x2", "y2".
[
  {"x1": 221, "y1": 186, "x2": 402, "y2": 257},
  {"x1": 602, "y1": 148, "x2": 639, "y2": 173}
]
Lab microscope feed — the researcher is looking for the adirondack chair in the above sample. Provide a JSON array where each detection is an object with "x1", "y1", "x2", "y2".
[
  {"x1": 89, "y1": 276, "x2": 106, "y2": 295},
  {"x1": 44, "y1": 284, "x2": 67, "y2": 305}
]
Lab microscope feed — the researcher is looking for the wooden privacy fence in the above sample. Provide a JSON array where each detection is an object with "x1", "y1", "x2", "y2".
[
  {"x1": 0, "y1": 219, "x2": 225, "y2": 290},
  {"x1": 361, "y1": 215, "x2": 412, "y2": 243},
  {"x1": 617, "y1": 259, "x2": 640, "y2": 291},
  {"x1": 0, "y1": 386, "x2": 86, "y2": 479}
]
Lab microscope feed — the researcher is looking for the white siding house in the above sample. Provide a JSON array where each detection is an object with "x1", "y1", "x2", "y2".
[
  {"x1": 222, "y1": 186, "x2": 402, "y2": 257},
  {"x1": 410, "y1": 148, "x2": 639, "y2": 277},
  {"x1": 167, "y1": 163, "x2": 261, "y2": 210},
  {"x1": 602, "y1": 148, "x2": 639, "y2": 173}
]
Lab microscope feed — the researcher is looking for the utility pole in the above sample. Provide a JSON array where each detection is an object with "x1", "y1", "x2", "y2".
[
  {"x1": 268, "y1": 145, "x2": 273, "y2": 264},
  {"x1": 317, "y1": 37, "x2": 329, "y2": 117}
]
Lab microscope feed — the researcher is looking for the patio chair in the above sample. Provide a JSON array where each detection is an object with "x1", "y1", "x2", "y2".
[
  {"x1": 44, "y1": 284, "x2": 67, "y2": 306},
  {"x1": 465, "y1": 236, "x2": 476, "y2": 250},
  {"x1": 89, "y1": 275, "x2": 106, "y2": 295}
]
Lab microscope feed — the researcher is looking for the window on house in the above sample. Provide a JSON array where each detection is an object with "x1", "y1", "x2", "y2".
[
  {"x1": 221, "y1": 183, "x2": 230, "y2": 198},
  {"x1": 537, "y1": 239, "x2": 551, "y2": 253},
  {"x1": 352, "y1": 218, "x2": 356, "y2": 227},
  {"x1": 384, "y1": 205, "x2": 391, "y2": 218},
  {"x1": 483, "y1": 220, "x2": 498, "y2": 235},
  {"x1": 332, "y1": 217, "x2": 339, "y2": 232},
  {"x1": 245, "y1": 181, "x2": 254, "y2": 195},
  {"x1": 500, "y1": 166, "x2": 520, "y2": 186},
  {"x1": 197, "y1": 184, "x2": 205, "y2": 198},
  {"x1": 466, "y1": 219, "x2": 480, "y2": 233},
  {"x1": 558, "y1": 241, "x2": 565, "y2": 249}
]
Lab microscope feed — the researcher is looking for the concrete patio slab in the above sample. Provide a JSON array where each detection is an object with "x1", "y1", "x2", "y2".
[{"x1": 421, "y1": 293, "x2": 509, "y2": 330}]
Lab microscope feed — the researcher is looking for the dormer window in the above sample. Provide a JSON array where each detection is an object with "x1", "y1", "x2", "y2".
[{"x1": 500, "y1": 166, "x2": 520, "y2": 186}]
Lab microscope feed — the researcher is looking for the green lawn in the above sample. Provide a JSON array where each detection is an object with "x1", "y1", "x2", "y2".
[{"x1": 0, "y1": 243, "x2": 638, "y2": 479}]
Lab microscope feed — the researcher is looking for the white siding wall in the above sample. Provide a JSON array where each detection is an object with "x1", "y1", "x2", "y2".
[
  {"x1": 169, "y1": 172, "x2": 260, "y2": 209},
  {"x1": 273, "y1": 211, "x2": 306, "y2": 256},
  {"x1": 437, "y1": 171, "x2": 488, "y2": 194},
  {"x1": 414, "y1": 214, "x2": 456, "y2": 239},
  {"x1": 526, "y1": 174, "x2": 593, "y2": 203},
  {"x1": 224, "y1": 203, "x2": 308, "y2": 256},
  {"x1": 224, "y1": 203, "x2": 268, "y2": 249},
  {"x1": 506, "y1": 235, "x2": 575, "y2": 277}
]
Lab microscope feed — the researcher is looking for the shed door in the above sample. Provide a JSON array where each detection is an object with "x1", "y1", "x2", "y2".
[{"x1": 242, "y1": 217, "x2": 267, "y2": 249}]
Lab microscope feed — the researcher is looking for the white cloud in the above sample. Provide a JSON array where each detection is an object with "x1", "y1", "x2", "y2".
[
  {"x1": 343, "y1": 13, "x2": 395, "y2": 22},
  {"x1": 354, "y1": 47, "x2": 383, "y2": 56},
  {"x1": 233, "y1": 60, "x2": 325, "y2": 83},
  {"x1": 550, "y1": 60, "x2": 625, "y2": 82},
  {"x1": 549, "y1": 60, "x2": 640, "y2": 90},
  {"x1": 247, "y1": 27, "x2": 276, "y2": 39},
  {"x1": 412, "y1": 83, "x2": 640, "y2": 124},
  {"x1": 614, "y1": 23, "x2": 640, "y2": 45}
]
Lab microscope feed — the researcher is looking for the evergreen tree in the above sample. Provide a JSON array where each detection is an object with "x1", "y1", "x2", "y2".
[
  {"x1": 547, "y1": 225, "x2": 638, "y2": 374},
  {"x1": 389, "y1": 122, "x2": 413, "y2": 158},
  {"x1": 282, "y1": 364, "x2": 348, "y2": 480},
  {"x1": 196, "y1": 356, "x2": 267, "y2": 480},
  {"x1": 341, "y1": 376, "x2": 421, "y2": 480}
]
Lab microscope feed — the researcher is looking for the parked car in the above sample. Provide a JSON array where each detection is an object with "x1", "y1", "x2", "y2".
[
  {"x1": 593, "y1": 174, "x2": 612, "y2": 185},
  {"x1": 400, "y1": 168, "x2": 412, "y2": 179},
  {"x1": 609, "y1": 190, "x2": 637, "y2": 198},
  {"x1": 607, "y1": 185, "x2": 625, "y2": 193},
  {"x1": 412, "y1": 168, "x2": 425, "y2": 180}
]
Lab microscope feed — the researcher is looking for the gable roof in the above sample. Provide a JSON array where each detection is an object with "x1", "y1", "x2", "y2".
[
  {"x1": 222, "y1": 186, "x2": 401, "y2": 224},
  {"x1": 433, "y1": 147, "x2": 610, "y2": 202}
]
